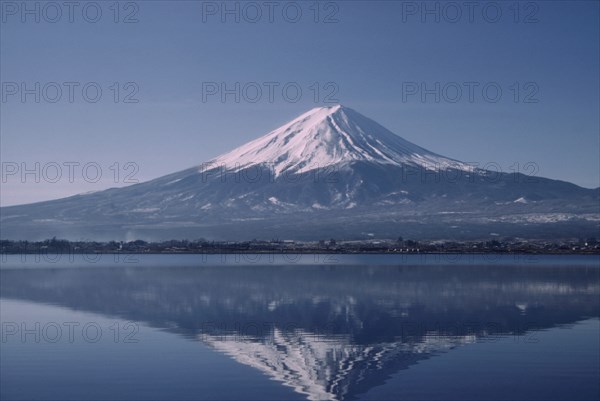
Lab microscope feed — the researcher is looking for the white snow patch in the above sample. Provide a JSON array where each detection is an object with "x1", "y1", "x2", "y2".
[{"x1": 206, "y1": 105, "x2": 474, "y2": 177}]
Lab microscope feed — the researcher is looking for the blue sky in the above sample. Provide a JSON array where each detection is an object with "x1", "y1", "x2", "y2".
[{"x1": 1, "y1": 0, "x2": 599, "y2": 206}]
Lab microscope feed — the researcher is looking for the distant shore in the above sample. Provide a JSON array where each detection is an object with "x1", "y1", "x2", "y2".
[{"x1": 2, "y1": 238, "x2": 599, "y2": 256}]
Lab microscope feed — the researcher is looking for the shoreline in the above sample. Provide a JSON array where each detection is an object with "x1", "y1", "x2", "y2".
[{"x1": 2, "y1": 250, "x2": 599, "y2": 256}]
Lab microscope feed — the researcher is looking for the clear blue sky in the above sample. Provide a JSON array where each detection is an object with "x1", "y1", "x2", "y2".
[{"x1": 1, "y1": 0, "x2": 599, "y2": 206}]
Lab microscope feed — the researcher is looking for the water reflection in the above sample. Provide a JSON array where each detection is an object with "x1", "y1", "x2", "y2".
[{"x1": 1, "y1": 260, "x2": 599, "y2": 401}]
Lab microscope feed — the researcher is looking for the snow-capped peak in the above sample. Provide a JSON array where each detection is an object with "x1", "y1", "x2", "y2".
[{"x1": 206, "y1": 105, "x2": 471, "y2": 176}]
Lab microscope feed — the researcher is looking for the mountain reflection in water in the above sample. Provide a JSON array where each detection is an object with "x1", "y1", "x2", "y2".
[{"x1": 1, "y1": 259, "x2": 598, "y2": 401}]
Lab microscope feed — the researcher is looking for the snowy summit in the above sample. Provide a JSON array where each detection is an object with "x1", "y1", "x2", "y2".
[{"x1": 208, "y1": 105, "x2": 472, "y2": 176}]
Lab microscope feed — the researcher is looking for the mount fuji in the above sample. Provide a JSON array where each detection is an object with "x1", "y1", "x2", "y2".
[{"x1": 1, "y1": 105, "x2": 598, "y2": 241}]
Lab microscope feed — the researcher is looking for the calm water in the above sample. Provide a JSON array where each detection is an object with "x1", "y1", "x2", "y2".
[{"x1": 1, "y1": 254, "x2": 599, "y2": 401}]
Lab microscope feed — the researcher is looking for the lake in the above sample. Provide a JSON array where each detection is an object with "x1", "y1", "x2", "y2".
[{"x1": 1, "y1": 254, "x2": 599, "y2": 401}]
